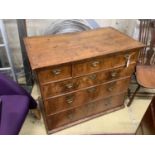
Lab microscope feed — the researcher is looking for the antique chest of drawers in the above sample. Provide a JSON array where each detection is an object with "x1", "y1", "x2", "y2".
[{"x1": 24, "y1": 27, "x2": 144, "y2": 134}]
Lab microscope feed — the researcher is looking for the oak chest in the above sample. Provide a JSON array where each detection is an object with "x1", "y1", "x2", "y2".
[{"x1": 24, "y1": 27, "x2": 144, "y2": 134}]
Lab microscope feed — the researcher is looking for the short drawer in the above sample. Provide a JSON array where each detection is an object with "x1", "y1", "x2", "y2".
[
  {"x1": 44, "y1": 77, "x2": 130, "y2": 115},
  {"x1": 37, "y1": 64, "x2": 72, "y2": 84},
  {"x1": 46, "y1": 93, "x2": 125, "y2": 131},
  {"x1": 41, "y1": 64, "x2": 135, "y2": 98},
  {"x1": 47, "y1": 104, "x2": 86, "y2": 131},
  {"x1": 72, "y1": 50, "x2": 138, "y2": 77}
]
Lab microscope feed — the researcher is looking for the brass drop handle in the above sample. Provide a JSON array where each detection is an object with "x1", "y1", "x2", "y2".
[
  {"x1": 87, "y1": 87, "x2": 96, "y2": 93},
  {"x1": 66, "y1": 95, "x2": 74, "y2": 104},
  {"x1": 65, "y1": 83, "x2": 74, "y2": 89},
  {"x1": 67, "y1": 113, "x2": 74, "y2": 120},
  {"x1": 52, "y1": 68, "x2": 61, "y2": 75},
  {"x1": 91, "y1": 60, "x2": 100, "y2": 67},
  {"x1": 89, "y1": 74, "x2": 97, "y2": 80},
  {"x1": 110, "y1": 71, "x2": 117, "y2": 78}
]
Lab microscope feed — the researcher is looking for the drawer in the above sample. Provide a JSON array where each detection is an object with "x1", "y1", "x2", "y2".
[
  {"x1": 42, "y1": 64, "x2": 135, "y2": 98},
  {"x1": 47, "y1": 104, "x2": 86, "y2": 130},
  {"x1": 37, "y1": 64, "x2": 71, "y2": 83},
  {"x1": 46, "y1": 93, "x2": 125, "y2": 130},
  {"x1": 72, "y1": 50, "x2": 138, "y2": 77},
  {"x1": 85, "y1": 93, "x2": 125, "y2": 117},
  {"x1": 44, "y1": 78, "x2": 130, "y2": 115}
]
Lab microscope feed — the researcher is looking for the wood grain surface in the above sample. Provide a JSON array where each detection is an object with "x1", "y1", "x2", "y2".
[{"x1": 24, "y1": 27, "x2": 144, "y2": 70}]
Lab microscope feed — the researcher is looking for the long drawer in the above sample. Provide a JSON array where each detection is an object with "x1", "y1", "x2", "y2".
[
  {"x1": 41, "y1": 64, "x2": 135, "y2": 98},
  {"x1": 46, "y1": 93, "x2": 125, "y2": 131},
  {"x1": 44, "y1": 78, "x2": 130, "y2": 115}
]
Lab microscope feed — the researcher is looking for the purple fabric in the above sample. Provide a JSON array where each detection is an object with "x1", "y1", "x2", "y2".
[
  {"x1": 0, "y1": 73, "x2": 37, "y2": 135},
  {"x1": 0, "y1": 98, "x2": 2, "y2": 124},
  {"x1": 0, "y1": 73, "x2": 36, "y2": 109},
  {"x1": 0, "y1": 95, "x2": 29, "y2": 135}
]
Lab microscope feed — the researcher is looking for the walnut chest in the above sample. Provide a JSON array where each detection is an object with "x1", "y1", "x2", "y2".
[{"x1": 24, "y1": 27, "x2": 144, "y2": 134}]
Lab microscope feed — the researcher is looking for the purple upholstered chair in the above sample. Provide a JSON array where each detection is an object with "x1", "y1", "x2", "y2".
[{"x1": 0, "y1": 73, "x2": 37, "y2": 135}]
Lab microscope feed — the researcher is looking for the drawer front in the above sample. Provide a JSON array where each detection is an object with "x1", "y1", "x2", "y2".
[
  {"x1": 44, "y1": 78, "x2": 130, "y2": 115},
  {"x1": 37, "y1": 64, "x2": 71, "y2": 83},
  {"x1": 72, "y1": 51, "x2": 138, "y2": 77},
  {"x1": 42, "y1": 64, "x2": 135, "y2": 98},
  {"x1": 46, "y1": 93, "x2": 125, "y2": 130},
  {"x1": 47, "y1": 104, "x2": 86, "y2": 130},
  {"x1": 85, "y1": 93, "x2": 125, "y2": 117}
]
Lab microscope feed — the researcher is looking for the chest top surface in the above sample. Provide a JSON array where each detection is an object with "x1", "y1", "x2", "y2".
[{"x1": 24, "y1": 27, "x2": 144, "y2": 70}]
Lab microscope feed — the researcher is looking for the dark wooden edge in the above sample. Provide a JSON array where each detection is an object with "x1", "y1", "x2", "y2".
[
  {"x1": 34, "y1": 72, "x2": 50, "y2": 133},
  {"x1": 38, "y1": 96, "x2": 49, "y2": 133},
  {"x1": 47, "y1": 104, "x2": 125, "y2": 134}
]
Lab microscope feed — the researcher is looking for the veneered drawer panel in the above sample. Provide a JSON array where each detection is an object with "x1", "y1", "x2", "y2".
[
  {"x1": 37, "y1": 64, "x2": 71, "y2": 83},
  {"x1": 72, "y1": 50, "x2": 138, "y2": 77},
  {"x1": 42, "y1": 64, "x2": 135, "y2": 98},
  {"x1": 46, "y1": 93, "x2": 125, "y2": 130},
  {"x1": 44, "y1": 90, "x2": 91, "y2": 116},
  {"x1": 44, "y1": 78, "x2": 130, "y2": 115},
  {"x1": 85, "y1": 93, "x2": 125, "y2": 117},
  {"x1": 47, "y1": 105, "x2": 86, "y2": 130}
]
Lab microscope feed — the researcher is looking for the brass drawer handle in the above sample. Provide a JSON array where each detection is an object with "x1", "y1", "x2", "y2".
[
  {"x1": 110, "y1": 71, "x2": 117, "y2": 78},
  {"x1": 65, "y1": 83, "x2": 74, "y2": 89},
  {"x1": 66, "y1": 95, "x2": 74, "y2": 104},
  {"x1": 67, "y1": 113, "x2": 74, "y2": 120},
  {"x1": 91, "y1": 60, "x2": 100, "y2": 67},
  {"x1": 87, "y1": 87, "x2": 96, "y2": 93},
  {"x1": 52, "y1": 68, "x2": 61, "y2": 75},
  {"x1": 89, "y1": 74, "x2": 97, "y2": 80}
]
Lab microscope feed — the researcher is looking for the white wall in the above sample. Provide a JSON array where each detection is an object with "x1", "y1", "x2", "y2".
[{"x1": 26, "y1": 19, "x2": 138, "y2": 37}]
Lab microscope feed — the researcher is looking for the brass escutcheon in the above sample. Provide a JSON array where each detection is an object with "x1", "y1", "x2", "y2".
[
  {"x1": 66, "y1": 95, "x2": 74, "y2": 104},
  {"x1": 89, "y1": 74, "x2": 97, "y2": 80},
  {"x1": 111, "y1": 71, "x2": 117, "y2": 78},
  {"x1": 91, "y1": 60, "x2": 100, "y2": 67},
  {"x1": 65, "y1": 83, "x2": 74, "y2": 89},
  {"x1": 51, "y1": 68, "x2": 61, "y2": 75}
]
